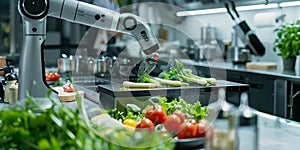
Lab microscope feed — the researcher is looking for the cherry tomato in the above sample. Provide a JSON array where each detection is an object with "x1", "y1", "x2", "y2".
[
  {"x1": 163, "y1": 114, "x2": 181, "y2": 134},
  {"x1": 63, "y1": 80, "x2": 74, "y2": 92},
  {"x1": 195, "y1": 120, "x2": 209, "y2": 138},
  {"x1": 45, "y1": 72, "x2": 60, "y2": 81},
  {"x1": 177, "y1": 119, "x2": 198, "y2": 139},
  {"x1": 136, "y1": 118, "x2": 154, "y2": 132},
  {"x1": 145, "y1": 104, "x2": 167, "y2": 125},
  {"x1": 173, "y1": 110, "x2": 185, "y2": 124}
]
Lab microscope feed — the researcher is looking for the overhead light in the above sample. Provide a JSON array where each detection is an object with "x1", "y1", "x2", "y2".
[
  {"x1": 176, "y1": 1, "x2": 300, "y2": 17},
  {"x1": 279, "y1": 1, "x2": 300, "y2": 7},
  {"x1": 236, "y1": 3, "x2": 278, "y2": 11},
  {"x1": 177, "y1": 8, "x2": 226, "y2": 16}
]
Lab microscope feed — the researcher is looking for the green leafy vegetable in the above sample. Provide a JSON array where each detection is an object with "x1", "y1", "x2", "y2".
[
  {"x1": 158, "y1": 67, "x2": 182, "y2": 82},
  {"x1": 106, "y1": 108, "x2": 144, "y2": 122},
  {"x1": 175, "y1": 60, "x2": 217, "y2": 85},
  {"x1": 157, "y1": 61, "x2": 216, "y2": 86},
  {"x1": 136, "y1": 74, "x2": 161, "y2": 88},
  {"x1": 0, "y1": 97, "x2": 174, "y2": 150},
  {"x1": 157, "y1": 97, "x2": 208, "y2": 121},
  {"x1": 273, "y1": 19, "x2": 300, "y2": 59},
  {"x1": 137, "y1": 74, "x2": 152, "y2": 83},
  {"x1": 158, "y1": 72, "x2": 171, "y2": 80}
]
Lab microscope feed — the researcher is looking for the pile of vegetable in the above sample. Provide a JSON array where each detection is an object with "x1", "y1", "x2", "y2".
[
  {"x1": 0, "y1": 97, "x2": 175, "y2": 150},
  {"x1": 106, "y1": 97, "x2": 209, "y2": 140},
  {"x1": 122, "y1": 59, "x2": 217, "y2": 88},
  {"x1": 159, "y1": 61, "x2": 217, "y2": 86}
]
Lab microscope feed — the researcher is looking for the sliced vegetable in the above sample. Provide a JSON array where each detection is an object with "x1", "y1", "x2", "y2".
[
  {"x1": 207, "y1": 78, "x2": 217, "y2": 85},
  {"x1": 175, "y1": 60, "x2": 217, "y2": 86},
  {"x1": 137, "y1": 74, "x2": 161, "y2": 87},
  {"x1": 123, "y1": 81, "x2": 159, "y2": 88},
  {"x1": 179, "y1": 75, "x2": 207, "y2": 86},
  {"x1": 153, "y1": 77, "x2": 189, "y2": 87}
]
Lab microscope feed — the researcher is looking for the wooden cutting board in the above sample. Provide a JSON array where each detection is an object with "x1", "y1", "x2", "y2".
[
  {"x1": 246, "y1": 62, "x2": 277, "y2": 70},
  {"x1": 53, "y1": 86, "x2": 84, "y2": 102}
]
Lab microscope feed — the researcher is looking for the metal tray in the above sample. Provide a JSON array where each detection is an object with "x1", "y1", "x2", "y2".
[{"x1": 97, "y1": 80, "x2": 249, "y2": 98}]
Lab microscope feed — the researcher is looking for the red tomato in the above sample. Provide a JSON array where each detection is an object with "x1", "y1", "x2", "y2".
[
  {"x1": 195, "y1": 120, "x2": 209, "y2": 138},
  {"x1": 145, "y1": 105, "x2": 167, "y2": 125},
  {"x1": 63, "y1": 81, "x2": 74, "y2": 92},
  {"x1": 163, "y1": 114, "x2": 181, "y2": 133},
  {"x1": 136, "y1": 118, "x2": 154, "y2": 132},
  {"x1": 45, "y1": 72, "x2": 60, "y2": 81},
  {"x1": 177, "y1": 119, "x2": 198, "y2": 139},
  {"x1": 173, "y1": 110, "x2": 185, "y2": 124}
]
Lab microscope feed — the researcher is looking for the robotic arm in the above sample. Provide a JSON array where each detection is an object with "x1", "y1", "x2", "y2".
[{"x1": 18, "y1": 0, "x2": 160, "y2": 100}]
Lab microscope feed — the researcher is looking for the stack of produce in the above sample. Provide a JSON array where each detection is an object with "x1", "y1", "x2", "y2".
[
  {"x1": 123, "y1": 60, "x2": 217, "y2": 89},
  {"x1": 104, "y1": 97, "x2": 210, "y2": 140}
]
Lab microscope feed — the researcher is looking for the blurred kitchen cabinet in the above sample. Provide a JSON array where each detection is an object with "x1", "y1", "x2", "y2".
[
  {"x1": 194, "y1": 64, "x2": 300, "y2": 122},
  {"x1": 0, "y1": 0, "x2": 22, "y2": 55},
  {"x1": 288, "y1": 82, "x2": 300, "y2": 122},
  {"x1": 226, "y1": 71, "x2": 275, "y2": 114}
]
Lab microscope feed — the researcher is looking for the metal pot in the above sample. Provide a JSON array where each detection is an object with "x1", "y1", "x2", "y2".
[
  {"x1": 232, "y1": 47, "x2": 251, "y2": 64},
  {"x1": 96, "y1": 57, "x2": 112, "y2": 77},
  {"x1": 58, "y1": 55, "x2": 74, "y2": 73},
  {"x1": 75, "y1": 56, "x2": 96, "y2": 75},
  {"x1": 200, "y1": 26, "x2": 216, "y2": 44},
  {"x1": 117, "y1": 58, "x2": 133, "y2": 77}
]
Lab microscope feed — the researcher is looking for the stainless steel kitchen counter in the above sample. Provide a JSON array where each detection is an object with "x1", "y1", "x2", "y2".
[
  {"x1": 1, "y1": 85, "x2": 300, "y2": 149},
  {"x1": 62, "y1": 86, "x2": 300, "y2": 150},
  {"x1": 256, "y1": 111, "x2": 300, "y2": 150},
  {"x1": 60, "y1": 98, "x2": 300, "y2": 150}
]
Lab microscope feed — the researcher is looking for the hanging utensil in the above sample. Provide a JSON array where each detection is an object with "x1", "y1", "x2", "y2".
[
  {"x1": 225, "y1": 2, "x2": 236, "y2": 22},
  {"x1": 225, "y1": 0, "x2": 266, "y2": 57},
  {"x1": 230, "y1": 0, "x2": 241, "y2": 22}
]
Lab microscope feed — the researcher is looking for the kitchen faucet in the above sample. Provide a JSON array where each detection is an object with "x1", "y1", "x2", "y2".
[{"x1": 18, "y1": 0, "x2": 160, "y2": 101}]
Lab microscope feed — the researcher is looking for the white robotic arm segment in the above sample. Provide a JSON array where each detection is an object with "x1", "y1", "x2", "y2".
[
  {"x1": 48, "y1": 0, "x2": 120, "y2": 31},
  {"x1": 117, "y1": 13, "x2": 160, "y2": 54},
  {"x1": 17, "y1": 0, "x2": 160, "y2": 101},
  {"x1": 50, "y1": 0, "x2": 159, "y2": 54},
  {"x1": 20, "y1": 0, "x2": 159, "y2": 53}
]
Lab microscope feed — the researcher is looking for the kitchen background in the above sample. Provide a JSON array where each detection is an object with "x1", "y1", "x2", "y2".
[
  {"x1": 1, "y1": 0, "x2": 300, "y2": 120},
  {"x1": 1, "y1": 0, "x2": 300, "y2": 67}
]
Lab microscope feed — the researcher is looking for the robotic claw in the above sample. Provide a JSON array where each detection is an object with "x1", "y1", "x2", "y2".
[{"x1": 18, "y1": 0, "x2": 160, "y2": 101}]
